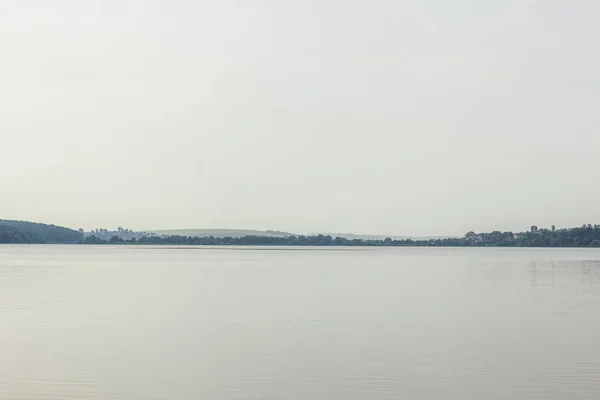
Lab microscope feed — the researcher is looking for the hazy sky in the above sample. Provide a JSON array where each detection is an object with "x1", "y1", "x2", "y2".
[{"x1": 1, "y1": 0, "x2": 600, "y2": 236}]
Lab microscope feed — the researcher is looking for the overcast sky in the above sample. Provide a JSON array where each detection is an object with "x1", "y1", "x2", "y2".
[{"x1": 1, "y1": 0, "x2": 599, "y2": 236}]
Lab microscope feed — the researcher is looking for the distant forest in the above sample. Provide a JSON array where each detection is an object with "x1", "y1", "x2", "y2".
[
  {"x1": 83, "y1": 224, "x2": 600, "y2": 248},
  {"x1": 0, "y1": 219, "x2": 82, "y2": 244},
  {"x1": 3, "y1": 219, "x2": 600, "y2": 247}
]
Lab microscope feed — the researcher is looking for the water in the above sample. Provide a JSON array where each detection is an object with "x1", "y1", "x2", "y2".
[{"x1": 1, "y1": 245, "x2": 600, "y2": 399}]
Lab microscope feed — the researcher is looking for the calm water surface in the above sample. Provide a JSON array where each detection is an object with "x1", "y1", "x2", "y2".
[{"x1": 1, "y1": 245, "x2": 600, "y2": 399}]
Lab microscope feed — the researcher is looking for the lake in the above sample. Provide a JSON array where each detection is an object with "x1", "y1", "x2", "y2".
[{"x1": 1, "y1": 245, "x2": 600, "y2": 399}]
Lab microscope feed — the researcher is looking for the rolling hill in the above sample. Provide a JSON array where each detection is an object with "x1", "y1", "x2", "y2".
[
  {"x1": 149, "y1": 229, "x2": 445, "y2": 241},
  {"x1": 0, "y1": 219, "x2": 82, "y2": 244},
  {"x1": 150, "y1": 229, "x2": 297, "y2": 238}
]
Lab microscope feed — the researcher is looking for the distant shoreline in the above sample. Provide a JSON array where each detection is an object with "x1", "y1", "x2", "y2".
[
  {"x1": 2, "y1": 219, "x2": 600, "y2": 248},
  {"x1": 81, "y1": 226, "x2": 600, "y2": 248}
]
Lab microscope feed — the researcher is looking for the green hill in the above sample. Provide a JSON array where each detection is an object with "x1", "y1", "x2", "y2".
[
  {"x1": 0, "y1": 219, "x2": 82, "y2": 244},
  {"x1": 150, "y1": 228, "x2": 296, "y2": 238}
]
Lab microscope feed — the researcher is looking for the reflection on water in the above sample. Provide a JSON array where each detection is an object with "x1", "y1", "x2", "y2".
[
  {"x1": 1, "y1": 245, "x2": 600, "y2": 399},
  {"x1": 528, "y1": 259, "x2": 600, "y2": 292}
]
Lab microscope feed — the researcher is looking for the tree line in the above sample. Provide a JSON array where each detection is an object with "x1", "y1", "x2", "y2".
[
  {"x1": 82, "y1": 224, "x2": 600, "y2": 247},
  {"x1": 3, "y1": 219, "x2": 600, "y2": 247}
]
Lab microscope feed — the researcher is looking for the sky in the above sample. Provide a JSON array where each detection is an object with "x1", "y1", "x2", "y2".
[{"x1": 1, "y1": 0, "x2": 600, "y2": 236}]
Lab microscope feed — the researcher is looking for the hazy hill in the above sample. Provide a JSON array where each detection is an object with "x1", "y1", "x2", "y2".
[
  {"x1": 322, "y1": 233, "x2": 460, "y2": 240},
  {"x1": 150, "y1": 229, "x2": 450, "y2": 240},
  {"x1": 325, "y1": 233, "x2": 410, "y2": 241},
  {"x1": 150, "y1": 229, "x2": 296, "y2": 238},
  {"x1": 0, "y1": 219, "x2": 83, "y2": 244},
  {"x1": 327, "y1": 233, "x2": 460, "y2": 240}
]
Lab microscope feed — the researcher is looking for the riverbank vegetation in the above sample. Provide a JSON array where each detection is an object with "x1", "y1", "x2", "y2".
[
  {"x1": 3, "y1": 219, "x2": 600, "y2": 247},
  {"x1": 83, "y1": 224, "x2": 600, "y2": 248}
]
